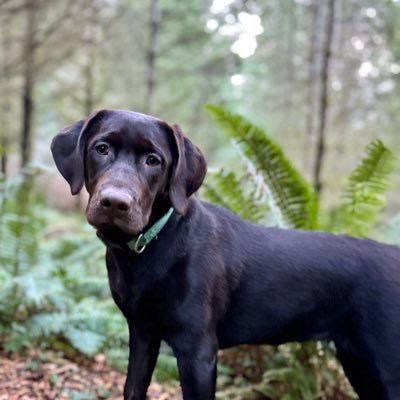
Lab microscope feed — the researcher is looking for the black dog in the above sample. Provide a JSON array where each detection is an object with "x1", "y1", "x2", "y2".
[{"x1": 51, "y1": 109, "x2": 400, "y2": 400}]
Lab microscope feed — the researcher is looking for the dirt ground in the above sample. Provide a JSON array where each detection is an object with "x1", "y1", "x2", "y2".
[{"x1": 0, "y1": 351, "x2": 180, "y2": 400}]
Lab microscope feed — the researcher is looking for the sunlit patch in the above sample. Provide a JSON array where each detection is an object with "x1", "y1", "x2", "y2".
[
  {"x1": 365, "y1": 7, "x2": 377, "y2": 18},
  {"x1": 377, "y1": 80, "x2": 395, "y2": 94},
  {"x1": 237, "y1": 12, "x2": 264, "y2": 36},
  {"x1": 358, "y1": 61, "x2": 374, "y2": 78},
  {"x1": 230, "y1": 12, "x2": 264, "y2": 58},
  {"x1": 390, "y1": 63, "x2": 400, "y2": 74},
  {"x1": 219, "y1": 23, "x2": 241, "y2": 36},
  {"x1": 210, "y1": 0, "x2": 236, "y2": 14},
  {"x1": 351, "y1": 37, "x2": 364, "y2": 51},
  {"x1": 207, "y1": 1, "x2": 264, "y2": 59},
  {"x1": 230, "y1": 74, "x2": 245, "y2": 86},
  {"x1": 231, "y1": 34, "x2": 258, "y2": 58},
  {"x1": 206, "y1": 18, "x2": 219, "y2": 32},
  {"x1": 225, "y1": 13, "x2": 236, "y2": 24},
  {"x1": 331, "y1": 80, "x2": 342, "y2": 91}
]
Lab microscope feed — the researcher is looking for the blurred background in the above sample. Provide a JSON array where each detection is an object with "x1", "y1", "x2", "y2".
[{"x1": 0, "y1": 0, "x2": 400, "y2": 399}]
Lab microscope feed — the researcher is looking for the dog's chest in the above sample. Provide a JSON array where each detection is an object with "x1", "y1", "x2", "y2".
[{"x1": 106, "y1": 256, "x2": 181, "y2": 322}]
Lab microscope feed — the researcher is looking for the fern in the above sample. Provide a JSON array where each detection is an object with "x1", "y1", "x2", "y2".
[
  {"x1": 65, "y1": 327, "x2": 107, "y2": 355},
  {"x1": 330, "y1": 140, "x2": 396, "y2": 237},
  {"x1": 27, "y1": 312, "x2": 68, "y2": 338},
  {"x1": 0, "y1": 170, "x2": 129, "y2": 359},
  {"x1": 153, "y1": 353, "x2": 180, "y2": 383},
  {"x1": 206, "y1": 105, "x2": 318, "y2": 229},
  {"x1": 204, "y1": 170, "x2": 270, "y2": 223},
  {"x1": 0, "y1": 168, "x2": 44, "y2": 273},
  {"x1": 259, "y1": 366, "x2": 318, "y2": 400}
]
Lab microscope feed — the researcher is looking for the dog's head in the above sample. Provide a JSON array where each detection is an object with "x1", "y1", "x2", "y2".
[{"x1": 51, "y1": 109, "x2": 207, "y2": 237}]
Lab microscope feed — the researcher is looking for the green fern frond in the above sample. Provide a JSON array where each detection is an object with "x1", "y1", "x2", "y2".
[
  {"x1": 0, "y1": 168, "x2": 44, "y2": 273},
  {"x1": 206, "y1": 105, "x2": 318, "y2": 229},
  {"x1": 204, "y1": 170, "x2": 269, "y2": 223},
  {"x1": 28, "y1": 312, "x2": 68, "y2": 338},
  {"x1": 331, "y1": 140, "x2": 396, "y2": 236},
  {"x1": 154, "y1": 353, "x2": 180, "y2": 383},
  {"x1": 65, "y1": 327, "x2": 106, "y2": 356}
]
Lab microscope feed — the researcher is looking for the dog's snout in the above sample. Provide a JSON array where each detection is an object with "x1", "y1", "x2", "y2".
[{"x1": 99, "y1": 189, "x2": 132, "y2": 212}]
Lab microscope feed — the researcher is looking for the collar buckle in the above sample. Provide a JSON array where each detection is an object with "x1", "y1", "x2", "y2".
[
  {"x1": 133, "y1": 233, "x2": 146, "y2": 254},
  {"x1": 127, "y1": 207, "x2": 174, "y2": 254}
]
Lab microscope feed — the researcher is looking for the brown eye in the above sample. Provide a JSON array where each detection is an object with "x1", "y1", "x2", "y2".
[
  {"x1": 96, "y1": 143, "x2": 109, "y2": 155},
  {"x1": 145, "y1": 154, "x2": 161, "y2": 166}
]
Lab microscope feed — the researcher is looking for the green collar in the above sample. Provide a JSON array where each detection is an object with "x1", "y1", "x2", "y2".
[{"x1": 127, "y1": 207, "x2": 174, "y2": 253}]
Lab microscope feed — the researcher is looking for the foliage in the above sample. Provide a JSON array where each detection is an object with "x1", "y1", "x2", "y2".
[
  {"x1": 329, "y1": 140, "x2": 396, "y2": 236},
  {"x1": 0, "y1": 170, "x2": 124, "y2": 358},
  {"x1": 153, "y1": 353, "x2": 180, "y2": 383},
  {"x1": 0, "y1": 169, "x2": 177, "y2": 382},
  {"x1": 204, "y1": 170, "x2": 270, "y2": 224},
  {"x1": 205, "y1": 105, "x2": 396, "y2": 238},
  {"x1": 0, "y1": 168, "x2": 44, "y2": 276},
  {"x1": 216, "y1": 343, "x2": 355, "y2": 399},
  {"x1": 206, "y1": 104, "x2": 318, "y2": 230}
]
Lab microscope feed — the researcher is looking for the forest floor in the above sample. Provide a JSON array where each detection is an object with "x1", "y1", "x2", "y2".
[{"x1": 0, "y1": 350, "x2": 181, "y2": 400}]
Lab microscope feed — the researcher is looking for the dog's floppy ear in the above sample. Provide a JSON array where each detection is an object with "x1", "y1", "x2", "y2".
[
  {"x1": 51, "y1": 110, "x2": 108, "y2": 195},
  {"x1": 51, "y1": 120, "x2": 85, "y2": 195},
  {"x1": 166, "y1": 123, "x2": 207, "y2": 215}
]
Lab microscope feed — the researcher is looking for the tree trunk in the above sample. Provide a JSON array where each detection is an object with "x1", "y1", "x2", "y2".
[
  {"x1": 306, "y1": 0, "x2": 320, "y2": 139},
  {"x1": 143, "y1": 0, "x2": 160, "y2": 114},
  {"x1": 311, "y1": 0, "x2": 336, "y2": 194},
  {"x1": 284, "y1": 0, "x2": 296, "y2": 111},
  {"x1": 84, "y1": 53, "x2": 95, "y2": 116},
  {"x1": 0, "y1": 135, "x2": 8, "y2": 175},
  {"x1": 0, "y1": 12, "x2": 11, "y2": 175},
  {"x1": 304, "y1": 0, "x2": 320, "y2": 174},
  {"x1": 20, "y1": 0, "x2": 36, "y2": 168}
]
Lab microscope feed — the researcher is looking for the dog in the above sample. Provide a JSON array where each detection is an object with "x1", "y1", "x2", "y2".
[{"x1": 51, "y1": 109, "x2": 400, "y2": 400}]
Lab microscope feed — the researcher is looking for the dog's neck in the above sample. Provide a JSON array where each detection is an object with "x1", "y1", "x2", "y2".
[{"x1": 147, "y1": 194, "x2": 173, "y2": 227}]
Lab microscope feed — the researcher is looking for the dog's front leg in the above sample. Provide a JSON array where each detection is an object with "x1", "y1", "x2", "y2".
[
  {"x1": 124, "y1": 321, "x2": 161, "y2": 400},
  {"x1": 175, "y1": 340, "x2": 218, "y2": 400}
]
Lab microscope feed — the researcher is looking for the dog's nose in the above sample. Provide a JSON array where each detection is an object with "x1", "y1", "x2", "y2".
[{"x1": 99, "y1": 189, "x2": 132, "y2": 212}]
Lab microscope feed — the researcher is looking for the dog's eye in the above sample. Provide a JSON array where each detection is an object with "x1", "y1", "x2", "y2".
[
  {"x1": 96, "y1": 144, "x2": 109, "y2": 155},
  {"x1": 145, "y1": 154, "x2": 161, "y2": 166}
]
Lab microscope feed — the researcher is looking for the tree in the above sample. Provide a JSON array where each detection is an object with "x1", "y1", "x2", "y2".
[
  {"x1": 0, "y1": 0, "x2": 106, "y2": 170},
  {"x1": 0, "y1": 12, "x2": 12, "y2": 174},
  {"x1": 20, "y1": 0, "x2": 36, "y2": 167},
  {"x1": 143, "y1": 0, "x2": 161, "y2": 114},
  {"x1": 314, "y1": 0, "x2": 335, "y2": 193}
]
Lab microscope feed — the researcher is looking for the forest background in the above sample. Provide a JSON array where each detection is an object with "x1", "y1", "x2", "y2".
[{"x1": 1, "y1": 0, "x2": 400, "y2": 399}]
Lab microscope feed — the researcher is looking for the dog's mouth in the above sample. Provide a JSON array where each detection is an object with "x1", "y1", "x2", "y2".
[
  {"x1": 93, "y1": 220, "x2": 134, "y2": 235},
  {"x1": 95, "y1": 224, "x2": 134, "y2": 244},
  {"x1": 86, "y1": 203, "x2": 149, "y2": 237},
  {"x1": 88, "y1": 214, "x2": 147, "y2": 235}
]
